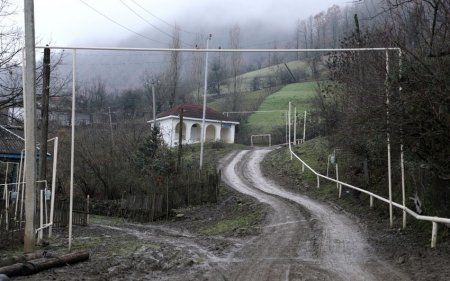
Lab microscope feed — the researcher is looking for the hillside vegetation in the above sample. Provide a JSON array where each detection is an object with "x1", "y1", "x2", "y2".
[{"x1": 246, "y1": 82, "x2": 317, "y2": 131}]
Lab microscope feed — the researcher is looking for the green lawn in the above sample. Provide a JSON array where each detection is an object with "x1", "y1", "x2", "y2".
[{"x1": 245, "y1": 81, "x2": 317, "y2": 131}]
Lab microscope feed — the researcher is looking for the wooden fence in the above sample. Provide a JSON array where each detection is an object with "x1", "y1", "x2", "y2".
[
  {"x1": 91, "y1": 169, "x2": 221, "y2": 222},
  {"x1": 53, "y1": 197, "x2": 89, "y2": 227}
]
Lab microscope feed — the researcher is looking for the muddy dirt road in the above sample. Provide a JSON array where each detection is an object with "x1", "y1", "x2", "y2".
[{"x1": 219, "y1": 148, "x2": 410, "y2": 281}]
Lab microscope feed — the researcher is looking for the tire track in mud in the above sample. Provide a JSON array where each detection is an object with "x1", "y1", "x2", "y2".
[{"x1": 220, "y1": 148, "x2": 410, "y2": 281}]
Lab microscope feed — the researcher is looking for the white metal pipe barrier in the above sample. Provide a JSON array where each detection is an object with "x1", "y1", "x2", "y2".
[
  {"x1": 34, "y1": 45, "x2": 402, "y2": 250},
  {"x1": 0, "y1": 137, "x2": 59, "y2": 242},
  {"x1": 287, "y1": 102, "x2": 450, "y2": 248}
]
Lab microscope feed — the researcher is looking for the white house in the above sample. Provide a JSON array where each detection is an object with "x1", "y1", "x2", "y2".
[{"x1": 148, "y1": 103, "x2": 239, "y2": 147}]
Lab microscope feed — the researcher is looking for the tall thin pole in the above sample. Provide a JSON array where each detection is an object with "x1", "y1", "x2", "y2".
[
  {"x1": 200, "y1": 34, "x2": 212, "y2": 170},
  {"x1": 69, "y1": 49, "x2": 76, "y2": 250},
  {"x1": 285, "y1": 113, "x2": 288, "y2": 144},
  {"x1": 151, "y1": 82, "x2": 156, "y2": 127},
  {"x1": 49, "y1": 137, "x2": 58, "y2": 237},
  {"x1": 386, "y1": 50, "x2": 393, "y2": 228},
  {"x1": 23, "y1": 0, "x2": 37, "y2": 253},
  {"x1": 398, "y1": 49, "x2": 406, "y2": 229},
  {"x1": 288, "y1": 102, "x2": 291, "y2": 151},
  {"x1": 293, "y1": 107, "x2": 297, "y2": 145},
  {"x1": 303, "y1": 110, "x2": 307, "y2": 142}
]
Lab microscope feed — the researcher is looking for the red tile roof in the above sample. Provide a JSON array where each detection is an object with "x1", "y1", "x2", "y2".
[{"x1": 157, "y1": 104, "x2": 235, "y2": 122}]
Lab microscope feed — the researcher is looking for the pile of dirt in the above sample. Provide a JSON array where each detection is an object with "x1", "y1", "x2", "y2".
[{"x1": 261, "y1": 147, "x2": 450, "y2": 281}]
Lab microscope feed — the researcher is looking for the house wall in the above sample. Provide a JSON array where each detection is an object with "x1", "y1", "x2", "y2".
[{"x1": 156, "y1": 117, "x2": 237, "y2": 147}]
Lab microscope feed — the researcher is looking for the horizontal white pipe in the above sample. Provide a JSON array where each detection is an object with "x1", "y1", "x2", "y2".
[
  {"x1": 34, "y1": 222, "x2": 53, "y2": 234},
  {"x1": 288, "y1": 147, "x2": 450, "y2": 225},
  {"x1": 35, "y1": 45, "x2": 401, "y2": 53},
  {"x1": 223, "y1": 110, "x2": 287, "y2": 114}
]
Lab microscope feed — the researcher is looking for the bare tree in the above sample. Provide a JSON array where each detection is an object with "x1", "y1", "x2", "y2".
[
  {"x1": 167, "y1": 26, "x2": 181, "y2": 108},
  {"x1": 228, "y1": 24, "x2": 243, "y2": 111},
  {"x1": 190, "y1": 34, "x2": 205, "y2": 103},
  {"x1": 0, "y1": 0, "x2": 22, "y2": 115}
]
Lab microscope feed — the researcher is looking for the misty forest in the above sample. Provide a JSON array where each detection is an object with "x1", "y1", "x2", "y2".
[{"x1": 0, "y1": 0, "x2": 450, "y2": 280}]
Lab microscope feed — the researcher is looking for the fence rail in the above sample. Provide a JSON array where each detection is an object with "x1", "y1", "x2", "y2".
[
  {"x1": 287, "y1": 102, "x2": 450, "y2": 248},
  {"x1": 90, "y1": 170, "x2": 220, "y2": 223}
]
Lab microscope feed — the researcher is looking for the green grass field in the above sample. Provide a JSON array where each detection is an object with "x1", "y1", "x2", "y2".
[
  {"x1": 245, "y1": 81, "x2": 317, "y2": 131},
  {"x1": 208, "y1": 87, "x2": 278, "y2": 113}
]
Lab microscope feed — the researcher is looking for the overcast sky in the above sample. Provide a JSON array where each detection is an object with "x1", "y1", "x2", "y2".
[{"x1": 13, "y1": 0, "x2": 351, "y2": 46}]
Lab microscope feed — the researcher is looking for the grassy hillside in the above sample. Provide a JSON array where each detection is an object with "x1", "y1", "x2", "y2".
[
  {"x1": 245, "y1": 81, "x2": 317, "y2": 132},
  {"x1": 208, "y1": 87, "x2": 279, "y2": 113}
]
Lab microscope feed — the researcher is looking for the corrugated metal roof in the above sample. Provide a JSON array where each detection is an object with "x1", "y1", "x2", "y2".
[
  {"x1": 156, "y1": 103, "x2": 235, "y2": 122},
  {"x1": 0, "y1": 126, "x2": 24, "y2": 156}
]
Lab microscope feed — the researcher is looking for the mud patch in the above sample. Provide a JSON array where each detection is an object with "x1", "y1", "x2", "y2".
[{"x1": 2, "y1": 184, "x2": 267, "y2": 281}]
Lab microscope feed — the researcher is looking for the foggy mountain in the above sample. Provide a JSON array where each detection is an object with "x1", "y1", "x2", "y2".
[
  {"x1": 54, "y1": 19, "x2": 297, "y2": 93},
  {"x1": 51, "y1": 0, "x2": 381, "y2": 94}
]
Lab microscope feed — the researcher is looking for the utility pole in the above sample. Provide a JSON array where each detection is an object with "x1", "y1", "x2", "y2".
[
  {"x1": 23, "y1": 0, "x2": 37, "y2": 253},
  {"x1": 39, "y1": 47, "x2": 50, "y2": 183},
  {"x1": 200, "y1": 34, "x2": 212, "y2": 170}
]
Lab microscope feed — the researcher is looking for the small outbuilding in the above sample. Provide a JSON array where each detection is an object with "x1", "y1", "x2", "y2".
[{"x1": 148, "y1": 104, "x2": 239, "y2": 147}]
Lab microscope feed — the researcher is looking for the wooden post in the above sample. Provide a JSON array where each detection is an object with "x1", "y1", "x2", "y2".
[
  {"x1": 38, "y1": 47, "x2": 50, "y2": 183},
  {"x1": 86, "y1": 195, "x2": 90, "y2": 225}
]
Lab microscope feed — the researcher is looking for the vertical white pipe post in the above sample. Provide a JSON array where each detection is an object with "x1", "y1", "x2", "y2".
[
  {"x1": 401, "y1": 144, "x2": 406, "y2": 229},
  {"x1": 5, "y1": 185, "x2": 9, "y2": 231},
  {"x1": 49, "y1": 137, "x2": 58, "y2": 237},
  {"x1": 316, "y1": 176, "x2": 320, "y2": 188},
  {"x1": 23, "y1": 0, "x2": 37, "y2": 253},
  {"x1": 431, "y1": 222, "x2": 438, "y2": 248},
  {"x1": 38, "y1": 189, "x2": 43, "y2": 243},
  {"x1": 288, "y1": 102, "x2": 291, "y2": 154},
  {"x1": 398, "y1": 49, "x2": 406, "y2": 229},
  {"x1": 15, "y1": 151, "x2": 24, "y2": 220},
  {"x1": 69, "y1": 49, "x2": 76, "y2": 251},
  {"x1": 303, "y1": 110, "x2": 307, "y2": 143},
  {"x1": 20, "y1": 165, "x2": 25, "y2": 229},
  {"x1": 44, "y1": 184, "x2": 48, "y2": 225},
  {"x1": 285, "y1": 113, "x2": 288, "y2": 144},
  {"x1": 289, "y1": 105, "x2": 293, "y2": 160},
  {"x1": 293, "y1": 107, "x2": 297, "y2": 145},
  {"x1": 151, "y1": 82, "x2": 156, "y2": 127},
  {"x1": 4, "y1": 163, "x2": 9, "y2": 230},
  {"x1": 200, "y1": 34, "x2": 211, "y2": 170},
  {"x1": 370, "y1": 195, "x2": 373, "y2": 208},
  {"x1": 386, "y1": 50, "x2": 393, "y2": 228}
]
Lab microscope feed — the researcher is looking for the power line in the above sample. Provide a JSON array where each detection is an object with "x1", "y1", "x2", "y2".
[
  {"x1": 130, "y1": 0, "x2": 200, "y2": 36},
  {"x1": 78, "y1": 0, "x2": 168, "y2": 45},
  {"x1": 119, "y1": 0, "x2": 193, "y2": 48}
]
